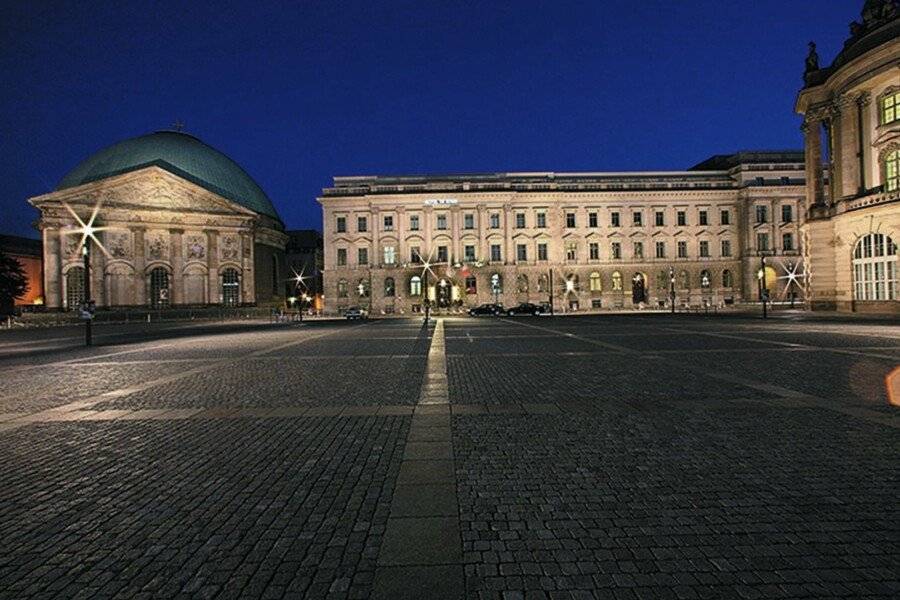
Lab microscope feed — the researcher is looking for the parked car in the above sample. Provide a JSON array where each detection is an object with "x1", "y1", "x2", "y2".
[
  {"x1": 344, "y1": 306, "x2": 368, "y2": 320},
  {"x1": 506, "y1": 302, "x2": 546, "y2": 316},
  {"x1": 468, "y1": 303, "x2": 504, "y2": 316}
]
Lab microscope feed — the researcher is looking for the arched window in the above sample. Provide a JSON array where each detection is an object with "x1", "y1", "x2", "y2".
[
  {"x1": 465, "y1": 276, "x2": 477, "y2": 294},
  {"x1": 410, "y1": 276, "x2": 422, "y2": 296},
  {"x1": 66, "y1": 267, "x2": 85, "y2": 310},
  {"x1": 337, "y1": 279, "x2": 348, "y2": 298},
  {"x1": 589, "y1": 271, "x2": 602, "y2": 292},
  {"x1": 222, "y1": 268, "x2": 240, "y2": 306},
  {"x1": 490, "y1": 273, "x2": 502, "y2": 294},
  {"x1": 700, "y1": 269, "x2": 712, "y2": 288},
  {"x1": 516, "y1": 274, "x2": 529, "y2": 293},
  {"x1": 656, "y1": 271, "x2": 667, "y2": 290},
  {"x1": 611, "y1": 271, "x2": 622, "y2": 291},
  {"x1": 884, "y1": 149, "x2": 899, "y2": 192},
  {"x1": 853, "y1": 233, "x2": 897, "y2": 300},
  {"x1": 149, "y1": 267, "x2": 170, "y2": 308},
  {"x1": 537, "y1": 274, "x2": 548, "y2": 293},
  {"x1": 357, "y1": 279, "x2": 369, "y2": 298},
  {"x1": 679, "y1": 270, "x2": 690, "y2": 290},
  {"x1": 722, "y1": 269, "x2": 733, "y2": 288},
  {"x1": 384, "y1": 277, "x2": 395, "y2": 297}
]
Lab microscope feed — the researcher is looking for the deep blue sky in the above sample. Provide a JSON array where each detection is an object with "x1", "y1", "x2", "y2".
[{"x1": 1, "y1": 1, "x2": 862, "y2": 238}]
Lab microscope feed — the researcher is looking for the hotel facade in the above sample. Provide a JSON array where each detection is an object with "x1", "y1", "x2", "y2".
[{"x1": 319, "y1": 152, "x2": 806, "y2": 315}]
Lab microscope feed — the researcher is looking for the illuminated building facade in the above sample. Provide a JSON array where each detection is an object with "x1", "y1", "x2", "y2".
[
  {"x1": 28, "y1": 131, "x2": 288, "y2": 310},
  {"x1": 797, "y1": 1, "x2": 899, "y2": 312},
  {"x1": 319, "y1": 152, "x2": 806, "y2": 314}
]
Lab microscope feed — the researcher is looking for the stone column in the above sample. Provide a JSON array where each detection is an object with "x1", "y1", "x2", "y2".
[
  {"x1": 396, "y1": 207, "x2": 406, "y2": 268},
  {"x1": 91, "y1": 235, "x2": 105, "y2": 307},
  {"x1": 424, "y1": 207, "x2": 434, "y2": 257},
  {"x1": 450, "y1": 206, "x2": 461, "y2": 264},
  {"x1": 802, "y1": 117, "x2": 826, "y2": 206},
  {"x1": 206, "y1": 229, "x2": 219, "y2": 304},
  {"x1": 856, "y1": 93, "x2": 870, "y2": 193},
  {"x1": 241, "y1": 231, "x2": 254, "y2": 304},
  {"x1": 133, "y1": 228, "x2": 146, "y2": 305},
  {"x1": 42, "y1": 225, "x2": 61, "y2": 309},
  {"x1": 169, "y1": 229, "x2": 184, "y2": 305},
  {"x1": 502, "y1": 205, "x2": 512, "y2": 265},
  {"x1": 371, "y1": 206, "x2": 381, "y2": 268},
  {"x1": 477, "y1": 204, "x2": 487, "y2": 261}
]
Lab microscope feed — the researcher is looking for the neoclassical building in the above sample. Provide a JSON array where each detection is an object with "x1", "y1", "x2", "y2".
[
  {"x1": 29, "y1": 131, "x2": 288, "y2": 310},
  {"x1": 797, "y1": 0, "x2": 899, "y2": 312},
  {"x1": 319, "y1": 152, "x2": 806, "y2": 314}
]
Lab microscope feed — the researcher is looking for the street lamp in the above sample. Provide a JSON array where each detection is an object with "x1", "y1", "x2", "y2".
[
  {"x1": 757, "y1": 255, "x2": 769, "y2": 319},
  {"x1": 63, "y1": 201, "x2": 108, "y2": 346},
  {"x1": 669, "y1": 267, "x2": 676, "y2": 314},
  {"x1": 701, "y1": 273, "x2": 710, "y2": 314}
]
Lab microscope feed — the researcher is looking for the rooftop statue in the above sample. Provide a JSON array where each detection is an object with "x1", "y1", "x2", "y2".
[{"x1": 804, "y1": 41, "x2": 819, "y2": 74}]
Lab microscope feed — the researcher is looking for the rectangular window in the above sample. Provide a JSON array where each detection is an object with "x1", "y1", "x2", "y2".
[
  {"x1": 720, "y1": 210, "x2": 730, "y2": 225},
  {"x1": 383, "y1": 215, "x2": 393, "y2": 231},
  {"x1": 490, "y1": 213, "x2": 500, "y2": 229},
  {"x1": 655, "y1": 211, "x2": 664, "y2": 226},
  {"x1": 490, "y1": 244, "x2": 502, "y2": 262},
  {"x1": 611, "y1": 242, "x2": 621, "y2": 260},
  {"x1": 782, "y1": 233, "x2": 793, "y2": 251},
  {"x1": 357, "y1": 247, "x2": 368, "y2": 265},
  {"x1": 699, "y1": 210, "x2": 708, "y2": 226},
  {"x1": 464, "y1": 244, "x2": 475, "y2": 262},
  {"x1": 755, "y1": 205, "x2": 768, "y2": 224},
  {"x1": 536, "y1": 212, "x2": 547, "y2": 228},
  {"x1": 677, "y1": 240, "x2": 687, "y2": 258},
  {"x1": 337, "y1": 248, "x2": 347, "y2": 266},
  {"x1": 781, "y1": 204, "x2": 793, "y2": 223},
  {"x1": 589, "y1": 212, "x2": 598, "y2": 228},
  {"x1": 410, "y1": 246, "x2": 421, "y2": 263},
  {"x1": 516, "y1": 244, "x2": 527, "y2": 261},
  {"x1": 633, "y1": 212, "x2": 642, "y2": 226},
  {"x1": 655, "y1": 241, "x2": 666, "y2": 258},
  {"x1": 699, "y1": 240, "x2": 709, "y2": 257},
  {"x1": 357, "y1": 216, "x2": 367, "y2": 233},
  {"x1": 566, "y1": 212, "x2": 576, "y2": 228},
  {"x1": 515, "y1": 213, "x2": 526, "y2": 228},
  {"x1": 436, "y1": 246, "x2": 448, "y2": 262},
  {"x1": 464, "y1": 213, "x2": 474, "y2": 229},
  {"x1": 383, "y1": 246, "x2": 396, "y2": 265},
  {"x1": 757, "y1": 232, "x2": 769, "y2": 251},
  {"x1": 589, "y1": 242, "x2": 599, "y2": 260},
  {"x1": 565, "y1": 242, "x2": 577, "y2": 261},
  {"x1": 436, "y1": 214, "x2": 447, "y2": 230},
  {"x1": 611, "y1": 212, "x2": 620, "y2": 227},
  {"x1": 721, "y1": 240, "x2": 731, "y2": 257},
  {"x1": 409, "y1": 215, "x2": 420, "y2": 231},
  {"x1": 336, "y1": 216, "x2": 346, "y2": 233},
  {"x1": 881, "y1": 90, "x2": 899, "y2": 125},
  {"x1": 633, "y1": 241, "x2": 644, "y2": 259},
  {"x1": 677, "y1": 211, "x2": 686, "y2": 226},
  {"x1": 537, "y1": 243, "x2": 548, "y2": 261}
]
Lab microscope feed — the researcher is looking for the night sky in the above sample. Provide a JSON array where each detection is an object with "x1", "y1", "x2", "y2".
[{"x1": 1, "y1": 1, "x2": 861, "y2": 238}]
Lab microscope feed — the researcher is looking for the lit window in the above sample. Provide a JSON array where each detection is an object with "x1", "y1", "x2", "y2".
[
  {"x1": 490, "y1": 273, "x2": 502, "y2": 294},
  {"x1": 565, "y1": 242, "x2": 577, "y2": 261},
  {"x1": 65, "y1": 267, "x2": 85, "y2": 310},
  {"x1": 409, "y1": 276, "x2": 422, "y2": 296},
  {"x1": 884, "y1": 149, "x2": 899, "y2": 192},
  {"x1": 853, "y1": 233, "x2": 897, "y2": 300},
  {"x1": 222, "y1": 268, "x2": 240, "y2": 306},
  {"x1": 465, "y1": 276, "x2": 477, "y2": 294},
  {"x1": 700, "y1": 269, "x2": 712, "y2": 288},
  {"x1": 383, "y1": 246, "x2": 396, "y2": 265},
  {"x1": 612, "y1": 271, "x2": 622, "y2": 291},
  {"x1": 589, "y1": 271, "x2": 602, "y2": 291},
  {"x1": 881, "y1": 90, "x2": 900, "y2": 125}
]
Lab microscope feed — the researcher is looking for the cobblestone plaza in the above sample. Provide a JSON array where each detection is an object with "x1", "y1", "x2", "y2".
[{"x1": 0, "y1": 314, "x2": 897, "y2": 599}]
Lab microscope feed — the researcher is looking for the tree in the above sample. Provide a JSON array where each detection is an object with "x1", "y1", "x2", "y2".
[{"x1": 0, "y1": 249, "x2": 29, "y2": 315}]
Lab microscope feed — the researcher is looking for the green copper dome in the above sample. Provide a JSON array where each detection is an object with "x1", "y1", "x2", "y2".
[{"x1": 57, "y1": 131, "x2": 282, "y2": 223}]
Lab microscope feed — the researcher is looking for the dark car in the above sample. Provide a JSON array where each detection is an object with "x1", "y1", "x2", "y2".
[
  {"x1": 506, "y1": 302, "x2": 545, "y2": 316},
  {"x1": 344, "y1": 306, "x2": 368, "y2": 320},
  {"x1": 468, "y1": 303, "x2": 504, "y2": 316}
]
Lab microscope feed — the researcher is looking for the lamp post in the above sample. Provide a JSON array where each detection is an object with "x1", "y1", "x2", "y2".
[
  {"x1": 82, "y1": 242, "x2": 92, "y2": 346},
  {"x1": 757, "y1": 255, "x2": 768, "y2": 319},
  {"x1": 701, "y1": 273, "x2": 710, "y2": 314},
  {"x1": 548, "y1": 268, "x2": 554, "y2": 315},
  {"x1": 669, "y1": 267, "x2": 676, "y2": 315}
]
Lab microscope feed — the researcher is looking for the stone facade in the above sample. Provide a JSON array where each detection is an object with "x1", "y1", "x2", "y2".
[
  {"x1": 797, "y1": 4, "x2": 899, "y2": 312},
  {"x1": 319, "y1": 154, "x2": 806, "y2": 315},
  {"x1": 29, "y1": 167, "x2": 287, "y2": 310}
]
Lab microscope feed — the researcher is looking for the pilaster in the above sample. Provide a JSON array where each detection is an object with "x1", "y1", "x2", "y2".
[
  {"x1": 205, "y1": 229, "x2": 219, "y2": 304},
  {"x1": 169, "y1": 229, "x2": 184, "y2": 305}
]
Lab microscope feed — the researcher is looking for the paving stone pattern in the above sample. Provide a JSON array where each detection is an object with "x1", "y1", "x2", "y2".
[{"x1": 0, "y1": 314, "x2": 897, "y2": 599}]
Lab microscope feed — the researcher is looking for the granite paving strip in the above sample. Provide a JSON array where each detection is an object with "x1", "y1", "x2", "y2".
[{"x1": 374, "y1": 319, "x2": 465, "y2": 599}]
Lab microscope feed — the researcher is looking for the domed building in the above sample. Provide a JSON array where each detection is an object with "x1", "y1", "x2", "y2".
[
  {"x1": 29, "y1": 130, "x2": 288, "y2": 310},
  {"x1": 796, "y1": 0, "x2": 899, "y2": 312}
]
